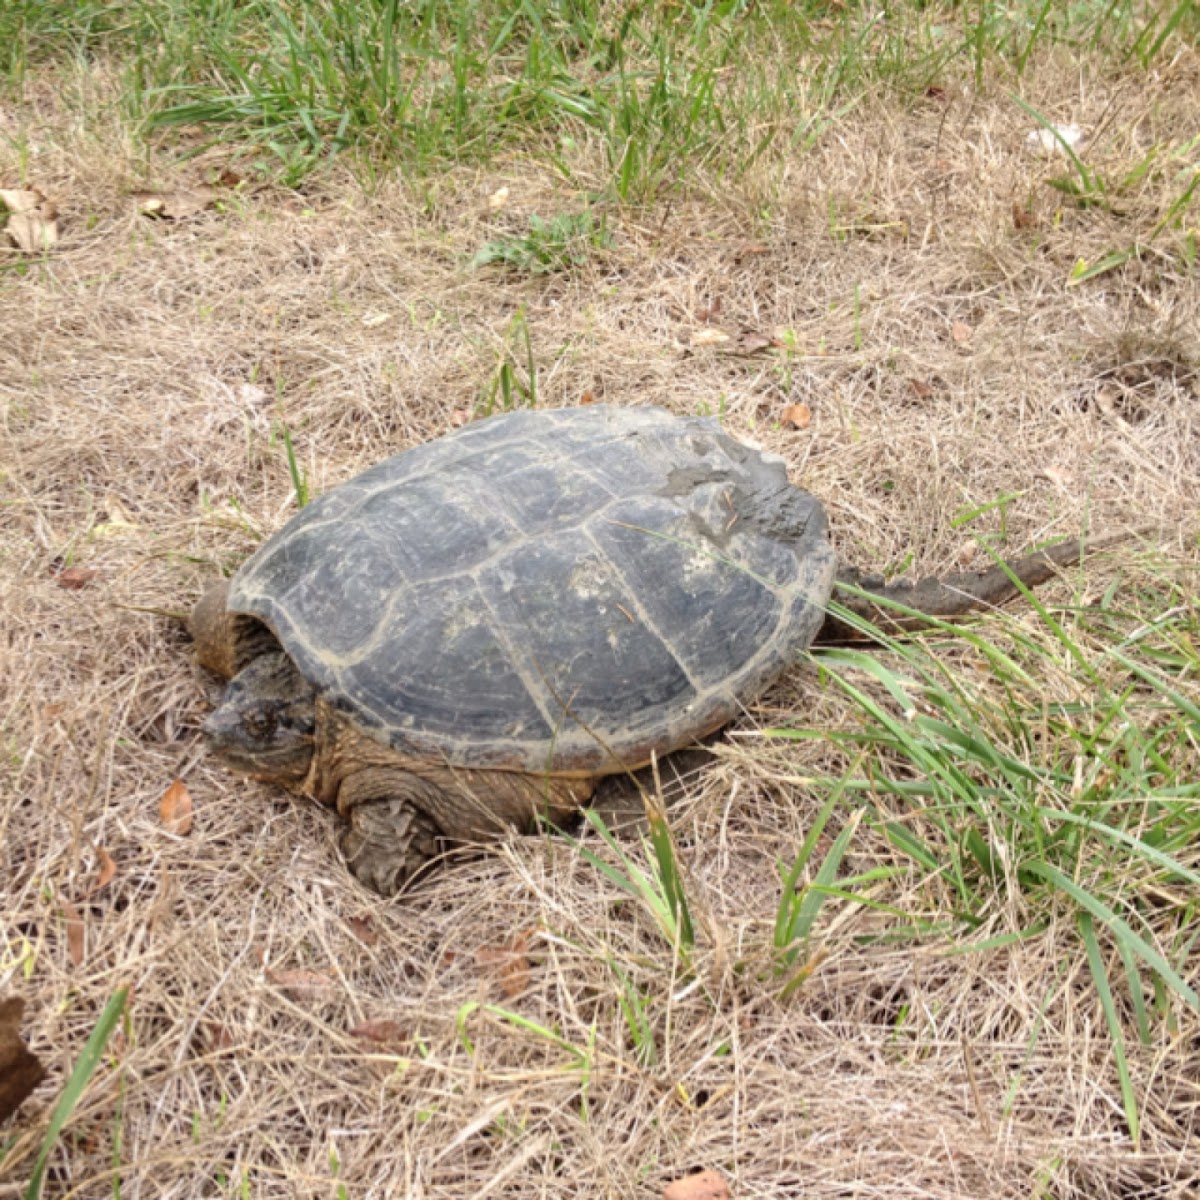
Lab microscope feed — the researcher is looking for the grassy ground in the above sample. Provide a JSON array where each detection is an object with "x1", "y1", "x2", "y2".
[{"x1": 2, "y1": 2, "x2": 1199, "y2": 1197}]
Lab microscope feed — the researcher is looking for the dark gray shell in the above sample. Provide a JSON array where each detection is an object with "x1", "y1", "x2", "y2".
[{"x1": 226, "y1": 406, "x2": 836, "y2": 774}]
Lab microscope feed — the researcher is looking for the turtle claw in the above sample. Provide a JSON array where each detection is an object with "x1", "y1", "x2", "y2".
[{"x1": 340, "y1": 799, "x2": 442, "y2": 897}]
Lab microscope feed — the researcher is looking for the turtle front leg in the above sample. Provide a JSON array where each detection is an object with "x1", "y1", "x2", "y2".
[{"x1": 336, "y1": 768, "x2": 445, "y2": 896}]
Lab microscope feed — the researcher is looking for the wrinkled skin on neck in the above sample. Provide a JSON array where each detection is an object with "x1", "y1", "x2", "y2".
[{"x1": 203, "y1": 652, "x2": 316, "y2": 786}]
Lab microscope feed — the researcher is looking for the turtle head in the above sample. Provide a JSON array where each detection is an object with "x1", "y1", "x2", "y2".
[{"x1": 204, "y1": 652, "x2": 316, "y2": 786}]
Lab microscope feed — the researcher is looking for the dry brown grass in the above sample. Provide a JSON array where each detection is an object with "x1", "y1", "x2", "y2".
[{"x1": 3, "y1": 54, "x2": 1199, "y2": 1200}]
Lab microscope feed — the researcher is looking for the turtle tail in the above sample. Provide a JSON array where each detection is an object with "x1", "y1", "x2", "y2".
[{"x1": 818, "y1": 531, "x2": 1137, "y2": 644}]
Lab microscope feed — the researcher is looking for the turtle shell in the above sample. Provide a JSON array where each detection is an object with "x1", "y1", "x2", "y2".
[{"x1": 226, "y1": 406, "x2": 836, "y2": 775}]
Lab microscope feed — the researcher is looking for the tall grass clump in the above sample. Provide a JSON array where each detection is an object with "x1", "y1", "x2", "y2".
[
  {"x1": 770, "y1": 571, "x2": 1200, "y2": 1138},
  {"x1": 2, "y1": 1, "x2": 1167, "y2": 188},
  {"x1": 5, "y1": 3, "x2": 1197, "y2": 187}
]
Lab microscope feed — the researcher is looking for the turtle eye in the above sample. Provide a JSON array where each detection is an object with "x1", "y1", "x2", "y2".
[{"x1": 245, "y1": 707, "x2": 278, "y2": 739}]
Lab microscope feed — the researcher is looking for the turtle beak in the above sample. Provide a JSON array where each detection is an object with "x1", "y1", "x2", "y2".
[{"x1": 202, "y1": 695, "x2": 314, "y2": 786}]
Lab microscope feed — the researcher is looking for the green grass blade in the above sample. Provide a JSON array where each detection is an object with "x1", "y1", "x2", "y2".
[
  {"x1": 780, "y1": 810, "x2": 863, "y2": 960},
  {"x1": 1079, "y1": 913, "x2": 1140, "y2": 1143},
  {"x1": 26, "y1": 986, "x2": 129, "y2": 1200},
  {"x1": 774, "y1": 774, "x2": 849, "y2": 947},
  {"x1": 1025, "y1": 862, "x2": 1199, "y2": 1013},
  {"x1": 644, "y1": 796, "x2": 694, "y2": 951},
  {"x1": 1011, "y1": 92, "x2": 1100, "y2": 199},
  {"x1": 280, "y1": 424, "x2": 309, "y2": 507},
  {"x1": 1032, "y1": 807, "x2": 1200, "y2": 888}
]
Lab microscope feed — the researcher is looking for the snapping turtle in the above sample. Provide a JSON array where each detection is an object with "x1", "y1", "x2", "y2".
[{"x1": 191, "y1": 405, "x2": 1088, "y2": 894}]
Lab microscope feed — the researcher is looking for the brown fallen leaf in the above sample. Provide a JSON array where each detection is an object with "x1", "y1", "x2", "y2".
[
  {"x1": 349, "y1": 1019, "x2": 408, "y2": 1045},
  {"x1": 54, "y1": 565, "x2": 99, "y2": 591},
  {"x1": 1012, "y1": 202, "x2": 1037, "y2": 229},
  {"x1": 733, "y1": 242, "x2": 768, "y2": 262},
  {"x1": 695, "y1": 296, "x2": 722, "y2": 323},
  {"x1": 735, "y1": 330, "x2": 775, "y2": 355},
  {"x1": 579, "y1": 389, "x2": 596, "y2": 405},
  {"x1": 159, "y1": 778, "x2": 194, "y2": 836},
  {"x1": 347, "y1": 914, "x2": 379, "y2": 947},
  {"x1": 476, "y1": 932, "x2": 532, "y2": 1000},
  {"x1": 6, "y1": 209, "x2": 59, "y2": 252},
  {"x1": 1094, "y1": 383, "x2": 1121, "y2": 416},
  {"x1": 2, "y1": 187, "x2": 59, "y2": 253},
  {"x1": 0, "y1": 997, "x2": 46, "y2": 1123},
  {"x1": 62, "y1": 900, "x2": 85, "y2": 967},
  {"x1": 950, "y1": 319, "x2": 973, "y2": 345},
  {"x1": 689, "y1": 328, "x2": 731, "y2": 348},
  {"x1": 663, "y1": 1169, "x2": 731, "y2": 1200},
  {"x1": 134, "y1": 186, "x2": 218, "y2": 221},
  {"x1": 780, "y1": 402, "x2": 812, "y2": 430},
  {"x1": 199, "y1": 1021, "x2": 236, "y2": 1052},
  {"x1": 0, "y1": 187, "x2": 43, "y2": 212},
  {"x1": 908, "y1": 378, "x2": 935, "y2": 400},
  {"x1": 2, "y1": 184, "x2": 59, "y2": 253},
  {"x1": 1040, "y1": 465, "x2": 1074, "y2": 487},
  {"x1": 266, "y1": 966, "x2": 337, "y2": 1001},
  {"x1": 83, "y1": 845, "x2": 118, "y2": 897}
]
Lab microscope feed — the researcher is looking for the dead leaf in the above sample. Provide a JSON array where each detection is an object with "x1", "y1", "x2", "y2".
[
  {"x1": 780, "y1": 403, "x2": 812, "y2": 430},
  {"x1": 733, "y1": 242, "x2": 768, "y2": 262},
  {"x1": 908, "y1": 378, "x2": 934, "y2": 400},
  {"x1": 6, "y1": 209, "x2": 59, "y2": 252},
  {"x1": 0, "y1": 187, "x2": 42, "y2": 212},
  {"x1": 134, "y1": 186, "x2": 217, "y2": 221},
  {"x1": 347, "y1": 914, "x2": 379, "y2": 946},
  {"x1": 62, "y1": 901, "x2": 85, "y2": 967},
  {"x1": 2, "y1": 188, "x2": 59, "y2": 252},
  {"x1": 476, "y1": 933, "x2": 532, "y2": 1000},
  {"x1": 0, "y1": 997, "x2": 46, "y2": 1122},
  {"x1": 735, "y1": 330, "x2": 775, "y2": 355},
  {"x1": 54, "y1": 566, "x2": 99, "y2": 591},
  {"x1": 266, "y1": 966, "x2": 336, "y2": 1001},
  {"x1": 950, "y1": 320, "x2": 973, "y2": 345},
  {"x1": 84, "y1": 846, "x2": 117, "y2": 898},
  {"x1": 579, "y1": 389, "x2": 596, "y2": 405},
  {"x1": 689, "y1": 328, "x2": 731, "y2": 348},
  {"x1": 1040, "y1": 465, "x2": 1074, "y2": 487},
  {"x1": 199, "y1": 1021, "x2": 236, "y2": 1052},
  {"x1": 89, "y1": 495, "x2": 139, "y2": 540},
  {"x1": 159, "y1": 779, "x2": 194, "y2": 836},
  {"x1": 695, "y1": 296, "x2": 722, "y2": 323},
  {"x1": 1095, "y1": 384, "x2": 1119, "y2": 415},
  {"x1": 663, "y1": 1170, "x2": 731, "y2": 1200},
  {"x1": 1012, "y1": 202, "x2": 1037, "y2": 229},
  {"x1": 925, "y1": 85, "x2": 948, "y2": 101},
  {"x1": 349, "y1": 1019, "x2": 408, "y2": 1045},
  {"x1": 213, "y1": 168, "x2": 244, "y2": 189},
  {"x1": 487, "y1": 186, "x2": 510, "y2": 211}
]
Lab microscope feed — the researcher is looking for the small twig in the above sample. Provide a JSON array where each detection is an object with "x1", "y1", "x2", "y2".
[{"x1": 961, "y1": 1032, "x2": 993, "y2": 1138}]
